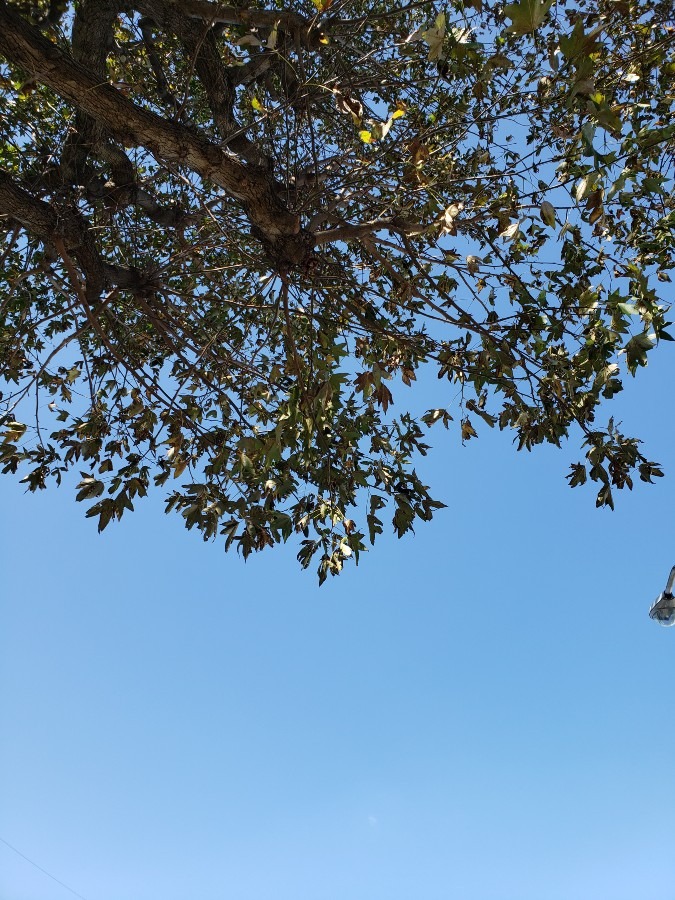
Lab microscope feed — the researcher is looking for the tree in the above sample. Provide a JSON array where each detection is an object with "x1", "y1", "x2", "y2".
[{"x1": 0, "y1": 0, "x2": 672, "y2": 581}]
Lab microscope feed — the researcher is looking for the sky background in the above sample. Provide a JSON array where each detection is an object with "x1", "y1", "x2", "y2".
[{"x1": 1, "y1": 340, "x2": 675, "y2": 900}]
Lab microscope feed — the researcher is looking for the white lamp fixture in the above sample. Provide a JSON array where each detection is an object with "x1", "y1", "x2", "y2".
[{"x1": 649, "y1": 565, "x2": 675, "y2": 626}]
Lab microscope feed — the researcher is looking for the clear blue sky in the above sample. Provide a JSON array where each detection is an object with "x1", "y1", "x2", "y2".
[{"x1": 1, "y1": 344, "x2": 675, "y2": 900}]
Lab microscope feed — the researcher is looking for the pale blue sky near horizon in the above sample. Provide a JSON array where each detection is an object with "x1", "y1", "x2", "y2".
[{"x1": 1, "y1": 341, "x2": 675, "y2": 900}]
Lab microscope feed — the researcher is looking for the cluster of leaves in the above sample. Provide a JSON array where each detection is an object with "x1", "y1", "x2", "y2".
[{"x1": 0, "y1": 0, "x2": 672, "y2": 580}]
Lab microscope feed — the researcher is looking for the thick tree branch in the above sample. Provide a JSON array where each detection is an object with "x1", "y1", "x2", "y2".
[
  {"x1": 314, "y1": 217, "x2": 427, "y2": 245},
  {"x1": 57, "y1": 1, "x2": 189, "y2": 228},
  {"x1": 137, "y1": 0, "x2": 271, "y2": 168},
  {"x1": 0, "y1": 168, "x2": 146, "y2": 295},
  {"x1": 138, "y1": 16, "x2": 182, "y2": 114},
  {"x1": 0, "y1": 3, "x2": 311, "y2": 266},
  {"x1": 166, "y1": 0, "x2": 320, "y2": 48},
  {"x1": 59, "y1": 0, "x2": 122, "y2": 187}
]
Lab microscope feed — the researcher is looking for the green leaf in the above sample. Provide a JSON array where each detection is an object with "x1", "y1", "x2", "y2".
[
  {"x1": 266, "y1": 22, "x2": 279, "y2": 51},
  {"x1": 540, "y1": 200, "x2": 556, "y2": 228},
  {"x1": 0, "y1": 0, "x2": 671, "y2": 581},
  {"x1": 504, "y1": 0, "x2": 553, "y2": 34},
  {"x1": 420, "y1": 12, "x2": 446, "y2": 61},
  {"x1": 617, "y1": 302, "x2": 637, "y2": 315}
]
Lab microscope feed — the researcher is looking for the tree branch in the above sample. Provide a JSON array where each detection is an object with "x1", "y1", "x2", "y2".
[
  {"x1": 0, "y1": 168, "x2": 146, "y2": 297},
  {"x1": 165, "y1": 0, "x2": 320, "y2": 48},
  {"x1": 314, "y1": 217, "x2": 427, "y2": 245},
  {"x1": 136, "y1": 0, "x2": 271, "y2": 168},
  {"x1": 0, "y1": 3, "x2": 311, "y2": 266}
]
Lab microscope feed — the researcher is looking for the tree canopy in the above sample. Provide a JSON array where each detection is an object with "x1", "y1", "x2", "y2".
[{"x1": 0, "y1": 0, "x2": 673, "y2": 580}]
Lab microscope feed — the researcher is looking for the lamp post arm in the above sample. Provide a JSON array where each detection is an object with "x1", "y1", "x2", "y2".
[{"x1": 664, "y1": 565, "x2": 675, "y2": 597}]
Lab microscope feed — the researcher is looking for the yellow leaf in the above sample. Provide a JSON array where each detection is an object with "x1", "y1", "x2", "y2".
[
  {"x1": 391, "y1": 108, "x2": 405, "y2": 120},
  {"x1": 359, "y1": 130, "x2": 373, "y2": 144},
  {"x1": 251, "y1": 97, "x2": 263, "y2": 112}
]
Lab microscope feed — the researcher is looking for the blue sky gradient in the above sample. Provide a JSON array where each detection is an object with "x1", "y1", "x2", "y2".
[{"x1": 2, "y1": 344, "x2": 675, "y2": 900}]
